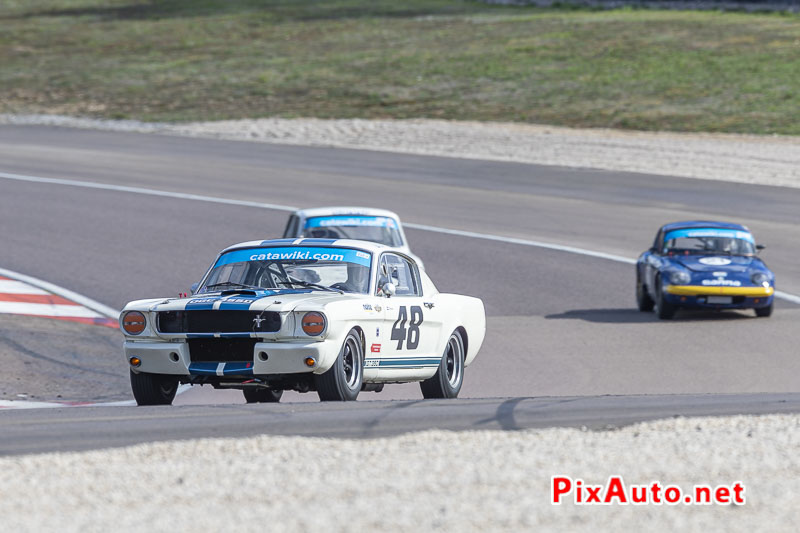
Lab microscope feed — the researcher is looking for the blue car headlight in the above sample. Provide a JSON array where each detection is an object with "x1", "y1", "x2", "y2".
[
  {"x1": 751, "y1": 272, "x2": 770, "y2": 286},
  {"x1": 669, "y1": 271, "x2": 691, "y2": 285}
]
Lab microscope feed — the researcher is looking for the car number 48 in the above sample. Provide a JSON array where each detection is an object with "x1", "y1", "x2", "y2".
[{"x1": 391, "y1": 306, "x2": 423, "y2": 350}]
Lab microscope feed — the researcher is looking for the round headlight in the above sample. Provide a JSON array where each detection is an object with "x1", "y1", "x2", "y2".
[
  {"x1": 751, "y1": 272, "x2": 769, "y2": 286},
  {"x1": 301, "y1": 312, "x2": 326, "y2": 336},
  {"x1": 121, "y1": 311, "x2": 146, "y2": 335},
  {"x1": 669, "y1": 271, "x2": 691, "y2": 285}
]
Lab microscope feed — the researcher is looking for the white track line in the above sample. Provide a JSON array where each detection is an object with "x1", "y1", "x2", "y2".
[
  {"x1": 0, "y1": 171, "x2": 298, "y2": 212},
  {"x1": 775, "y1": 291, "x2": 800, "y2": 305},
  {"x1": 403, "y1": 222, "x2": 638, "y2": 265},
  {"x1": 0, "y1": 385, "x2": 192, "y2": 409},
  {"x1": 2, "y1": 170, "x2": 799, "y2": 305}
]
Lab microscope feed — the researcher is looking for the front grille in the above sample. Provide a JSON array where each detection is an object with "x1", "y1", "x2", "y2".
[
  {"x1": 188, "y1": 338, "x2": 257, "y2": 363},
  {"x1": 158, "y1": 311, "x2": 281, "y2": 334}
]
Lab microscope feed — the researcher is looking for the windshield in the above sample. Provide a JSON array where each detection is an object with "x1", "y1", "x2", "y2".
[
  {"x1": 302, "y1": 215, "x2": 403, "y2": 247},
  {"x1": 663, "y1": 228, "x2": 756, "y2": 255},
  {"x1": 200, "y1": 246, "x2": 372, "y2": 294}
]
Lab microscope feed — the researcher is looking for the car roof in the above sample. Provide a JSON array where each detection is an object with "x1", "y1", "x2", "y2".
[
  {"x1": 660, "y1": 220, "x2": 750, "y2": 233},
  {"x1": 293, "y1": 206, "x2": 401, "y2": 220},
  {"x1": 221, "y1": 238, "x2": 394, "y2": 255}
]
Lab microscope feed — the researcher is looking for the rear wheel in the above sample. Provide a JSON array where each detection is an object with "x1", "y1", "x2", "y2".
[
  {"x1": 420, "y1": 330, "x2": 465, "y2": 399},
  {"x1": 130, "y1": 370, "x2": 178, "y2": 406},
  {"x1": 316, "y1": 329, "x2": 363, "y2": 401},
  {"x1": 243, "y1": 388, "x2": 283, "y2": 403},
  {"x1": 636, "y1": 271, "x2": 655, "y2": 312},
  {"x1": 654, "y1": 277, "x2": 677, "y2": 320},
  {"x1": 755, "y1": 303, "x2": 773, "y2": 318}
]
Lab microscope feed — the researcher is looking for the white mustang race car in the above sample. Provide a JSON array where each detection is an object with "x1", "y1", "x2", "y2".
[{"x1": 120, "y1": 239, "x2": 485, "y2": 405}]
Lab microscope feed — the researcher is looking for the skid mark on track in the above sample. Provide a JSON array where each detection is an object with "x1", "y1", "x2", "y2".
[{"x1": 0, "y1": 335, "x2": 122, "y2": 378}]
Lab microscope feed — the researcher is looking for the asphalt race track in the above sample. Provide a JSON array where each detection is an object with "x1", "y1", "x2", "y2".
[{"x1": 1, "y1": 124, "x2": 799, "y2": 453}]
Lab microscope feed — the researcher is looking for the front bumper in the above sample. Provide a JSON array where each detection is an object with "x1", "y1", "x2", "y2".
[
  {"x1": 664, "y1": 285, "x2": 773, "y2": 308},
  {"x1": 124, "y1": 339, "x2": 338, "y2": 376}
]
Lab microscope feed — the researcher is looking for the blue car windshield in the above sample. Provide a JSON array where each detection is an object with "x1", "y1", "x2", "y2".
[
  {"x1": 201, "y1": 247, "x2": 372, "y2": 294},
  {"x1": 302, "y1": 215, "x2": 403, "y2": 247},
  {"x1": 663, "y1": 228, "x2": 756, "y2": 255}
]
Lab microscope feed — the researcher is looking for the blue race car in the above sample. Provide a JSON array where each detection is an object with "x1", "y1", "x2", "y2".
[{"x1": 636, "y1": 221, "x2": 775, "y2": 319}]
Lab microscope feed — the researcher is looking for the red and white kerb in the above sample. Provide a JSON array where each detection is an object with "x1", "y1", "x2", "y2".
[{"x1": 0, "y1": 275, "x2": 117, "y2": 328}]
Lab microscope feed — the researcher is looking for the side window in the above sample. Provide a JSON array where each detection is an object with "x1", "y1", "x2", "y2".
[
  {"x1": 283, "y1": 215, "x2": 299, "y2": 238},
  {"x1": 379, "y1": 254, "x2": 420, "y2": 296},
  {"x1": 653, "y1": 230, "x2": 664, "y2": 253}
]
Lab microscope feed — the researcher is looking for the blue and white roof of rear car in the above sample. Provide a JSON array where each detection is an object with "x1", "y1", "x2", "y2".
[
  {"x1": 660, "y1": 220, "x2": 750, "y2": 232},
  {"x1": 293, "y1": 206, "x2": 401, "y2": 220}
]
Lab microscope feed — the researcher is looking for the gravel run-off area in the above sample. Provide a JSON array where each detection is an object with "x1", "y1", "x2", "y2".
[
  {"x1": 2, "y1": 114, "x2": 799, "y2": 190},
  {"x1": 2, "y1": 414, "x2": 800, "y2": 532},
  {"x1": 2, "y1": 114, "x2": 800, "y2": 529}
]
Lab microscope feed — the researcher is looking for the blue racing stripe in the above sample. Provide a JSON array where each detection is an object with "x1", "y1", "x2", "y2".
[
  {"x1": 185, "y1": 298, "x2": 218, "y2": 310},
  {"x1": 188, "y1": 362, "x2": 255, "y2": 376},
  {"x1": 187, "y1": 289, "x2": 313, "y2": 310},
  {"x1": 217, "y1": 295, "x2": 260, "y2": 310},
  {"x1": 188, "y1": 362, "x2": 218, "y2": 374}
]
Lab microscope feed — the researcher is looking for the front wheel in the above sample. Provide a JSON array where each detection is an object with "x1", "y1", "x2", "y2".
[
  {"x1": 420, "y1": 330, "x2": 465, "y2": 399},
  {"x1": 130, "y1": 370, "x2": 178, "y2": 406},
  {"x1": 654, "y1": 277, "x2": 677, "y2": 320},
  {"x1": 316, "y1": 329, "x2": 363, "y2": 401},
  {"x1": 243, "y1": 388, "x2": 283, "y2": 403},
  {"x1": 636, "y1": 271, "x2": 655, "y2": 312},
  {"x1": 755, "y1": 303, "x2": 773, "y2": 318}
]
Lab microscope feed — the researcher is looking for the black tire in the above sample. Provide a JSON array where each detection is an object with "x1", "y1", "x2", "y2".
[
  {"x1": 636, "y1": 271, "x2": 655, "y2": 312},
  {"x1": 755, "y1": 303, "x2": 773, "y2": 318},
  {"x1": 654, "y1": 276, "x2": 677, "y2": 320},
  {"x1": 316, "y1": 329, "x2": 363, "y2": 401},
  {"x1": 243, "y1": 388, "x2": 283, "y2": 403},
  {"x1": 420, "y1": 330, "x2": 465, "y2": 399},
  {"x1": 130, "y1": 370, "x2": 178, "y2": 406}
]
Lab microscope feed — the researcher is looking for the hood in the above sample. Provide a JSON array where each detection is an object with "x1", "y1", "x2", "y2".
[
  {"x1": 146, "y1": 289, "x2": 352, "y2": 313},
  {"x1": 672, "y1": 255, "x2": 757, "y2": 274}
]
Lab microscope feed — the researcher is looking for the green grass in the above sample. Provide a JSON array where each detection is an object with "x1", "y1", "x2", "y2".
[{"x1": 1, "y1": 0, "x2": 799, "y2": 133}]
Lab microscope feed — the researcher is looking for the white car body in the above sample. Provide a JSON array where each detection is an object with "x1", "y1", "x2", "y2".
[
  {"x1": 282, "y1": 206, "x2": 424, "y2": 268},
  {"x1": 120, "y1": 239, "x2": 484, "y2": 403}
]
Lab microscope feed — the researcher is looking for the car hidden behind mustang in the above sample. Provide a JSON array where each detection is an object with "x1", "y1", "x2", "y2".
[
  {"x1": 282, "y1": 206, "x2": 424, "y2": 268},
  {"x1": 120, "y1": 239, "x2": 485, "y2": 405},
  {"x1": 636, "y1": 221, "x2": 775, "y2": 319}
]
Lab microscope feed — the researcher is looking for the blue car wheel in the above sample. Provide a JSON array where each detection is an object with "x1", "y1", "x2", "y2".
[
  {"x1": 636, "y1": 270, "x2": 655, "y2": 312},
  {"x1": 755, "y1": 302, "x2": 773, "y2": 318},
  {"x1": 654, "y1": 276, "x2": 677, "y2": 320}
]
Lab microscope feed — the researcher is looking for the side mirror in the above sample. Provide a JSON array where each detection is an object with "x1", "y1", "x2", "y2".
[
  {"x1": 756, "y1": 244, "x2": 765, "y2": 252},
  {"x1": 190, "y1": 282, "x2": 199, "y2": 294},
  {"x1": 381, "y1": 282, "x2": 396, "y2": 298}
]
